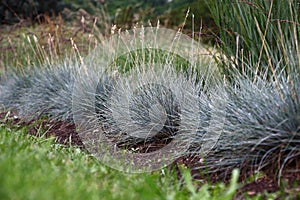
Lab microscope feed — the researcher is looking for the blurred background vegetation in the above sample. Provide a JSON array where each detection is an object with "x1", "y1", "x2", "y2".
[
  {"x1": 2, "y1": 0, "x2": 298, "y2": 79},
  {"x1": 0, "y1": 0, "x2": 216, "y2": 71},
  {"x1": 0, "y1": 0, "x2": 216, "y2": 37}
]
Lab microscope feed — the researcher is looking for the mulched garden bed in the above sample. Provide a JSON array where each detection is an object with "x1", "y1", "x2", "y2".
[{"x1": 1, "y1": 111, "x2": 300, "y2": 199}]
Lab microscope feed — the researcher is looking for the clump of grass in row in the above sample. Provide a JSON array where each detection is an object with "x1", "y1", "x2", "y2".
[{"x1": 195, "y1": 0, "x2": 300, "y2": 181}]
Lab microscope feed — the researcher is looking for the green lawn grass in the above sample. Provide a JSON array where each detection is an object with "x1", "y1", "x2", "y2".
[{"x1": 0, "y1": 126, "x2": 242, "y2": 200}]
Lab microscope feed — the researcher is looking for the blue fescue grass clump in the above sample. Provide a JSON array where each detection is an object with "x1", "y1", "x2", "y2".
[
  {"x1": 199, "y1": 0, "x2": 300, "y2": 178},
  {"x1": 193, "y1": 74, "x2": 300, "y2": 177},
  {"x1": 0, "y1": 61, "x2": 78, "y2": 121}
]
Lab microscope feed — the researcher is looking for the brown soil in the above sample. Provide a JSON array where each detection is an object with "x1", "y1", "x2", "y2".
[{"x1": 1, "y1": 111, "x2": 300, "y2": 199}]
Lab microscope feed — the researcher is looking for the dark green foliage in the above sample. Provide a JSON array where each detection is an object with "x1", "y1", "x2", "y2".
[
  {"x1": 0, "y1": 0, "x2": 66, "y2": 24},
  {"x1": 112, "y1": 49, "x2": 190, "y2": 74},
  {"x1": 61, "y1": 0, "x2": 105, "y2": 15}
]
